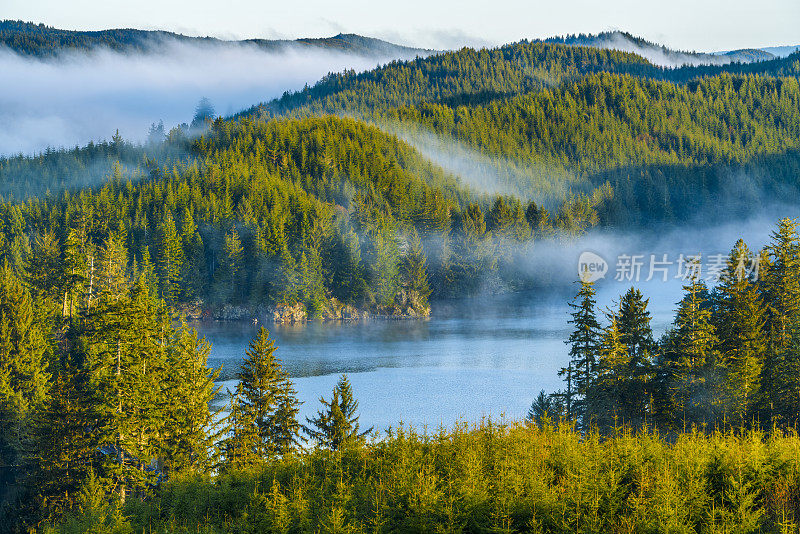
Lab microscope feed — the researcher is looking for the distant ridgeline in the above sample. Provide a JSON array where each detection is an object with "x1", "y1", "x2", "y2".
[
  {"x1": 544, "y1": 31, "x2": 777, "y2": 64},
  {"x1": 0, "y1": 31, "x2": 799, "y2": 315},
  {"x1": 0, "y1": 20, "x2": 431, "y2": 57}
]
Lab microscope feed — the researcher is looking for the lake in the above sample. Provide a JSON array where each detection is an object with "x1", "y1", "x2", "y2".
[{"x1": 198, "y1": 283, "x2": 678, "y2": 434}]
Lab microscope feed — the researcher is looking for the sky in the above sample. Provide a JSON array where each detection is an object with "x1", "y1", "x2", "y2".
[{"x1": 3, "y1": 0, "x2": 799, "y2": 52}]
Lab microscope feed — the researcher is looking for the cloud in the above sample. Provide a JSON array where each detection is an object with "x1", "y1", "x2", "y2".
[{"x1": 0, "y1": 37, "x2": 423, "y2": 155}]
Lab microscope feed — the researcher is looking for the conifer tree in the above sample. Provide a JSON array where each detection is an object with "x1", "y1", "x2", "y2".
[
  {"x1": 662, "y1": 274, "x2": 719, "y2": 426},
  {"x1": 526, "y1": 390, "x2": 562, "y2": 427},
  {"x1": 222, "y1": 328, "x2": 301, "y2": 466},
  {"x1": 402, "y1": 231, "x2": 431, "y2": 312},
  {"x1": 0, "y1": 264, "x2": 50, "y2": 510},
  {"x1": 179, "y1": 210, "x2": 206, "y2": 301},
  {"x1": 25, "y1": 231, "x2": 63, "y2": 318},
  {"x1": 613, "y1": 287, "x2": 655, "y2": 425},
  {"x1": 712, "y1": 240, "x2": 765, "y2": 423},
  {"x1": 758, "y1": 218, "x2": 800, "y2": 422},
  {"x1": 760, "y1": 218, "x2": 800, "y2": 350},
  {"x1": 61, "y1": 229, "x2": 86, "y2": 320},
  {"x1": 371, "y1": 218, "x2": 400, "y2": 308},
  {"x1": 161, "y1": 326, "x2": 221, "y2": 476},
  {"x1": 84, "y1": 275, "x2": 170, "y2": 503},
  {"x1": 223, "y1": 226, "x2": 243, "y2": 298},
  {"x1": 589, "y1": 316, "x2": 630, "y2": 430},
  {"x1": 303, "y1": 374, "x2": 372, "y2": 450},
  {"x1": 563, "y1": 280, "x2": 601, "y2": 429},
  {"x1": 155, "y1": 211, "x2": 183, "y2": 304}
]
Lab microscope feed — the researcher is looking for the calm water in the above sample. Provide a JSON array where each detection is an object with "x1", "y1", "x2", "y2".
[
  {"x1": 194, "y1": 207, "x2": 790, "y2": 433},
  {"x1": 197, "y1": 285, "x2": 676, "y2": 434}
]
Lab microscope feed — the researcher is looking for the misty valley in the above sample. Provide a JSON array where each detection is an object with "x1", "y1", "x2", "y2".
[{"x1": 2, "y1": 17, "x2": 800, "y2": 533}]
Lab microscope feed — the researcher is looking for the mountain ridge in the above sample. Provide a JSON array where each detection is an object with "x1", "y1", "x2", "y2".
[{"x1": 0, "y1": 20, "x2": 433, "y2": 58}]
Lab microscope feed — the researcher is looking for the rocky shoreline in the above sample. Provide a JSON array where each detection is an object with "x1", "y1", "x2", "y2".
[{"x1": 176, "y1": 299, "x2": 430, "y2": 324}]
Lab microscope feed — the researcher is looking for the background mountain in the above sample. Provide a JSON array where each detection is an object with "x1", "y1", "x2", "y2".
[{"x1": 0, "y1": 20, "x2": 432, "y2": 58}]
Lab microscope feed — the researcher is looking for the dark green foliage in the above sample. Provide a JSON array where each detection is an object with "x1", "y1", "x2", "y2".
[
  {"x1": 221, "y1": 327, "x2": 300, "y2": 469},
  {"x1": 572, "y1": 219, "x2": 800, "y2": 434},
  {"x1": 562, "y1": 280, "x2": 601, "y2": 429}
]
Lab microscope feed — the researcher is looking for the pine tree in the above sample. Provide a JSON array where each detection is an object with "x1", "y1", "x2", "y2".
[
  {"x1": 84, "y1": 275, "x2": 170, "y2": 503},
  {"x1": 663, "y1": 274, "x2": 719, "y2": 426},
  {"x1": 155, "y1": 211, "x2": 184, "y2": 304},
  {"x1": 0, "y1": 264, "x2": 51, "y2": 512},
  {"x1": 613, "y1": 287, "x2": 655, "y2": 425},
  {"x1": 303, "y1": 374, "x2": 372, "y2": 450},
  {"x1": 179, "y1": 210, "x2": 205, "y2": 301},
  {"x1": 526, "y1": 390, "x2": 562, "y2": 427},
  {"x1": 712, "y1": 240, "x2": 765, "y2": 423},
  {"x1": 61, "y1": 228, "x2": 86, "y2": 320},
  {"x1": 161, "y1": 326, "x2": 221, "y2": 476},
  {"x1": 563, "y1": 280, "x2": 601, "y2": 429},
  {"x1": 371, "y1": 219, "x2": 400, "y2": 309},
  {"x1": 758, "y1": 218, "x2": 800, "y2": 423},
  {"x1": 402, "y1": 231, "x2": 431, "y2": 313},
  {"x1": 223, "y1": 227, "x2": 244, "y2": 298},
  {"x1": 25, "y1": 231, "x2": 63, "y2": 319},
  {"x1": 222, "y1": 328, "x2": 301, "y2": 467},
  {"x1": 761, "y1": 218, "x2": 800, "y2": 350},
  {"x1": 590, "y1": 316, "x2": 629, "y2": 430}
]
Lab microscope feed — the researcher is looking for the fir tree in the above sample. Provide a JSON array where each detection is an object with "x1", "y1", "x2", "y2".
[
  {"x1": 758, "y1": 218, "x2": 800, "y2": 422},
  {"x1": 712, "y1": 240, "x2": 765, "y2": 423},
  {"x1": 590, "y1": 316, "x2": 630, "y2": 430},
  {"x1": 155, "y1": 211, "x2": 183, "y2": 304},
  {"x1": 0, "y1": 264, "x2": 50, "y2": 512},
  {"x1": 161, "y1": 326, "x2": 221, "y2": 476},
  {"x1": 613, "y1": 287, "x2": 655, "y2": 426},
  {"x1": 222, "y1": 328, "x2": 301, "y2": 467},
  {"x1": 402, "y1": 231, "x2": 431, "y2": 312},
  {"x1": 563, "y1": 280, "x2": 601, "y2": 429},
  {"x1": 303, "y1": 374, "x2": 372, "y2": 450},
  {"x1": 663, "y1": 273, "x2": 719, "y2": 427}
]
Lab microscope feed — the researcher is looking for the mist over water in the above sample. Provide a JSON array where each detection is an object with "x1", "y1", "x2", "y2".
[
  {"x1": 202, "y1": 213, "x2": 798, "y2": 432},
  {"x1": 0, "y1": 39, "x2": 424, "y2": 155}
]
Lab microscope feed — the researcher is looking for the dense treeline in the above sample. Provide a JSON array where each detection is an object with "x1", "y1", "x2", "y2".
[
  {"x1": 545, "y1": 31, "x2": 777, "y2": 64},
  {"x1": 0, "y1": 115, "x2": 603, "y2": 320},
  {"x1": 243, "y1": 38, "x2": 799, "y2": 120},
  {"x1": 0, "y1": 127, "x2": 195, "y2": 201},
  {"x1": 0, "y1": 20, "x2": 196, "y2": 56},
  {"x1": 11, "y1": 219, "x2": 800, "y2": 532},
  {"x1": 388, "y1": 73, "x2": 800, "y2": 223},
  {"x1": 0, "y1": 240, "x2": 375, "y2": 530},
  {"x1": 550, "y1": 218, "x2": 800, "y2": 433},
  {"x1": 241, "y1": 41, "x2": 655, "y2": 118}
]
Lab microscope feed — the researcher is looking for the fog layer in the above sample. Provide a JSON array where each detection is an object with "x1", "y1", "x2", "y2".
[{"x1": 0, "y1": 38, "x2": 423, "y2": 155}]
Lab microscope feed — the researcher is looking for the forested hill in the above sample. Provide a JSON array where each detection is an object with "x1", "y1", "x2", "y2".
[
  {"x1": 0, "y1": 20, "x2": 430, "y2": 57},
  {"x1": 241, "y1": 42, "x2": 656, "y2": 117},
  {"x1": 0, "y1": 116, "x2": 605, "y2": 321},
  {"x1": 388, "y1": 73, "x2": 800, "y2": 224},
  {"x1": 241, "y1": 39, "x2": 800, "y2": 119}
]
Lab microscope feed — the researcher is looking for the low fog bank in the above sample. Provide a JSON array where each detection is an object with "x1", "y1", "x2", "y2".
[
  {"x1": 518, "y1": 208, "x2": 800, "y2": 326},
  {"x1": 378, "y1": 120, "x2": 582, "y2": 203},
  {"x1": 0, "y1": 38, "x2": 425, "y2": 156}
]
